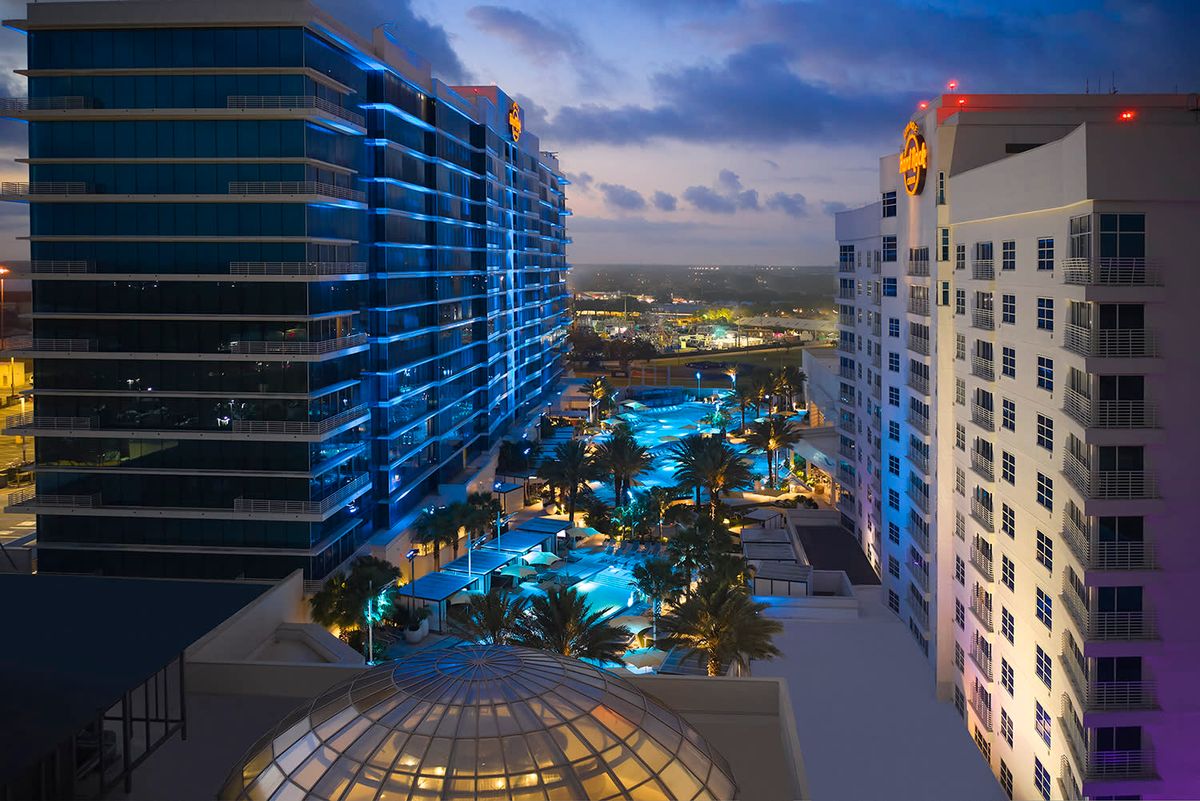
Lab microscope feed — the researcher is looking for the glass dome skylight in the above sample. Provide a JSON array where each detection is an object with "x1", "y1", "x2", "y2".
[{"x1": 220, "y1": 644, "x2": 737, "y2": 801}]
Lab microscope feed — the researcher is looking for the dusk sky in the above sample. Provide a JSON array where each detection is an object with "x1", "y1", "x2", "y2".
[{"x1": 0, "y1": 0, "x2": 1195, "y2": 265}]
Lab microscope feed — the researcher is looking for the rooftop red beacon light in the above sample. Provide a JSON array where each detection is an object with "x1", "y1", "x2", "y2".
[
  {"x1": 1118, "y1": 109, "x2": 1136, "y2": 122},
  {"x1": 947, "y1": 80, "x2": 958, "y2": 92},
  {"x1": 918, "y1": 100, "x2": 929, "y2": 110}
]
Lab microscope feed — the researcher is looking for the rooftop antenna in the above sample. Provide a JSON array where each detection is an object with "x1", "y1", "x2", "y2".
[
  {"x1": 1085, "y1": 78, "x2": 1089, "y2": 94},
  {"x1": 1111, "y1": 72, "x2": 1118, "y2": 95}
]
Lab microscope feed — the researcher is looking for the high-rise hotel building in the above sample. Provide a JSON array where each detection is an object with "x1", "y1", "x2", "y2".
[
  {"x1": 833, "y1": 94, "x2": 1199, "y2": 800},
  {"x1": 1, "y1": 0, "x2": 570, "y2": 580}
]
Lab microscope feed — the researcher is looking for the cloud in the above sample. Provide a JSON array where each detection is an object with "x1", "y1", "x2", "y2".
[
  {"x1": 652, "y1": 191, "x2": 677, "y2": 212},
  {"x1": 763, "y1": 159, "x2": 780, "y2": 170},
  {"x1": 683, "y1": 185, "x2": 737, "y2": 215},
  {"x1": 567, "y1": 171, "x2": 595, "y2": 194},
  {"x1": 821, "y1": 200, "x2": 850, "y2": 216},
  {"x1": 766, "y1": 192, "x2": 809, "y2": 218},
  {"x1": 597, "y1": 182, "x2": 647, "y2": 212},
  {"x1": 466, "y1": 5, "x2": 619, "y2": 92},
  {"x1": 316, "y1": 0, "x2": 468, "y2": 83}
]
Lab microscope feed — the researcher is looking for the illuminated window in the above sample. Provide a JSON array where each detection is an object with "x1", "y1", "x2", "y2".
[
  {"x1": 1034, "y1": 757, "x2": 1051, "y2": 801},
  {"x1": 881, "y1": 191, "x2": 897, "y2": 218},
  {"x1": 1035, "y1": 591, "x2": 1053, "y2": 632},
  {"x1": 1035, "y1": 701, "x2": 1051, "y2": 747}
]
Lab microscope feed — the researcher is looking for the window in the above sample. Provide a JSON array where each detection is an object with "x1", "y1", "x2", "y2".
[
  {"x1": 1100, "y1": 212, "x2": 1146, "y2": 259},
  {"x1": 955, "y1": 467, "x2": 966, "y2": 496},
  {"x1": 1036, "y1": 531, "x2": 1053, "y2": 572},
  {"x1": 999, "y1": 761, "x2": 1013, "y2": 799},
  {"x1": 1036, "y1": 238, "x2": 1054, "y2": 271},
  {"x1": 1002, "y1": 452, "x2": 1015, "y2": 484},
  {"x1": 954, "y1": 686, "x2": 965, "y2": 717},
  {"x1": 1001, "y1": 240, "x2": 1015, "y2": 271},
  {"x1": 1001, "y1": 294, "x2": 1015, "y2": 324},
  {"x1": 954, "y1": 641, "x2": 964, "y2": 670},
  {"x1": 888, "y1": 589, "x2": 900, "y2": 613},
  {"x1": 955, "y1": 599, "x2": 965, "y2": 629},
  {"x1": 882, "y1": 235, "x2": 897, "y2": 261},
  {"x1": 889, "y1": 317, "x2": 900, "y2": 337},
  {"x1": 1036, "y1": 414, "x2": 1053, "y2": 451},
  {"x1": 1035, "y1": 701, "x2": 1052, "y2": 747},
  {"x1": 936, "y1": 171, "x2": 946, "y2": 205},
  {"x1": 955, "y1": 556, "x2": 966, "y2": 585},
  {"x1": 889, "y1": 386, "x2": 900, "y2": 407},
  {"x1": 883, "y1": 277, "x2": 898, "y2": 297},
  {"x1": 955, "y1": 423, "x2": 966, "y2": 451},
  {"x1": 888, "y1": 522, "x2": 901, "y2": 544},
  {"x1": 974, "y1": 728, "x2": 990, "y2": 762},
  {"x1": 1002, "y1": 398, "x2": 1016, "y2": 431},
  {"x1": 889, "y1": 489, "x2": 900, "y2": 510},
  {"x1": 1036, "y1": 298, "x2": 1054, "y2": 331},
  {"x1": 1001, "y1": 556, "x2": 1015, "y2": 591},
  {"x1": 1002, "y1": 504, "x2": 1015, "y2": 538},
  {"x1": 1000, "y1": 708, "x2": 1014, "y2": 747},
  {"x1": 1037, "y1": 357, "x2": 1054, "y2": 392},
  {"x1": 955, "y1": 289, "x2": 966, "y2": 315},
  {"x1": 955, "y1": 378, "x2": 966, "y2": 405},
  {"x1": 1001, "y1": 659, "x2": 1014, "y2": 695},
  {"x1": 888, "y1": 556, "x2": 900, "y2": 578},
  {"x1": 955, "y1": 333, "x2": 966, "y2": 360},
  {"x1": 889, "y1": 352, "x2": 900, "y2": 372},
  {"x1": 1001, "y1": 347, "x2": 1015, "y2": 378},
  {"x1": 881, "y1": 191, "x2": 897, "y2": 217},
  {"x1": 955, "y1": 243, "x2": 966, "y2": 270},
  {"x1": 889, "y1": 421, "x2": 900, "y2": 441},
  {"x1": 1036, "y1": 473, "x2": 1053, "y2": 511},
  {"x1": 1035, "y1": 590, "x2": 1053, "y2": 631},
  {"x1": 888, "y1": 454, "x2": 900, "y2": 475},
  {"x1": 1034, "y1": 757, "x2": 1051, "y2": 801},
  {"x1": 939, "y1": 227, "x2": 950, "y2": 261},
  {"x1": 1001, "y1": 607, "x2": 1015, "y2": 643}
]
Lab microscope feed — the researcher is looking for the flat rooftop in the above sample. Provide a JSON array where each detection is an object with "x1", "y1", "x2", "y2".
[{"x1": 791, "y1": 521, "x2": 880, "y2": 585}]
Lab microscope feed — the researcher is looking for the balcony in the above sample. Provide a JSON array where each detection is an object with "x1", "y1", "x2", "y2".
[
  {"x1": 970, "y1": 545, "x2": 994, "y2": 582},
  {"x1": 970, "y1": 355, "x2": 995, "y2": 382},
  {"x1": 970, "y1": 497, "x2": 994, "y2": 532},
  {"x1": 972, "y1": 260, "x2": 995, "y2": 281},
  {"x1": 907, "y1": 258, "x2": 930, "y2": 277},
  {"x1": 971, "y1": 308, "x2": 995, "y2": 331},
  {"x1": 226, "y1": 334, "x2": 369, "y2": 356},
  {"x1": 233, "y1": 475, "x2": 370, "y2": 516},
  {"x1": 1061, "y1": 257, "x2": 1162, "y2": 287},
  {"x1": 228, "y1": 261, "x2": 369, "y2": 277},
  {"x1": 907, "y1": 297, "x2": 930, "y2": 317},
  {"x1": 1062, "y1": 452, "x2": 1159, "y2": 500},
  {"x1": 839, "y1": 364, "x2": 856, "y2": 380},
  {"x1": 838, "y1": 260, "x2": 856, "y2": 273},
  {"x1": 907, "y1": 408, "x2": 930, "y2": 436},
  {"x1": 1061, "y1": 582, "x2": 1158, "y2": 641},
  {"x1": 4, "y1": 413, "x2": 94, "y2": 432},
  {"x1": 970, "y1": 449, "x2": 994, "y2": 482},
  {"x1": 3, "y1": 407, "x2": 368, "y2": 440},
  {"x1": 908, "y1": 595, "x2": 930, "y2": 632},
  {"x1": 228, "y1": 181, "x2": 366, "y2": 203},
  {"x1": 970, "y1": 641, "x2": 994, "y2": 681},
  {"x1": 229, "y1": 405, "x2": 369, "y2": 435},
  {"x1": 0, "y1": 181, "x2": 90, "y2": 198},
  {"x1": 1, "y1": 259, "x2": 92, "y2": 275},
  {"x1": 1060, "y1": 642, "x2": 1157, "y2": 712},
  {"x1": 970, "y1": 593, "x2": 994, "y2": 632},
  {"x1": 1059, "y1": 757, "x2": 1082, "y2": 801},
  {"x1": 837, "y1": 464, "x2": 855, "y2": 485},
  {"x1": 871, "y1": 321, "x2": 882, "y2": 338},
  {"x1": 1063, "y1": 324, "x2": 1159, "y2": 358},
  {"x1": 226, "y1": 95, "x2": 365, "y2": 127},
  {"x1": 838, "y1": 441, "x2": 856, "y2": 460},
  {"x1": 838, "y1": 417, "x2": 856, "y2": 436},
  {"x1": 837, "y1": 287, "x2": 855, "y2": 300},
  {"x1": 1062, "y1": 387, "x2": 1157, "y2": 429},
  {"x1": 907, "y1": 486, "x2": 930, "y2": 514},
  {"x1": 970, "y1": 402, "x2": 995, "y2": 432},
  {"x1": 910, "y1": 520, "x2": 930, "y2": 553},
  {"x1": 837, "y1": 340, "x2": 855, "y2": 355},
  {"x1": 1060, "y1": 698, "x2": 1157, "y2": 780},
  {"x1": 870, "y1": 384, "x2": 881, "y2": 401},
  {"x1": 6, "y1": 489, "x2": 100, "y2": 511},
  {"x1": 907, "y1": 443, "x2": 929, "y2": 473},
  {"x1": 907, "y1": 372, "x2": 930, "y2": 395},
  {"x1": 871, "y1": 352, "x2": 881, "y2": 370},
  {"x1": 0, "y1": 95, "x2": 94, "y2": 112},
  {"x1": 969, "y1": 691, "x2": 993, "y2": 731},
  {"x1": 907, "y1": 333, "x2": 930, "y2": 355},
  {"x1": 4, "y1": 337, "x2": 94, "y2": 354},
  {"x1": 1061, "y1": 513, "x2": 1155, "y2": 571}
]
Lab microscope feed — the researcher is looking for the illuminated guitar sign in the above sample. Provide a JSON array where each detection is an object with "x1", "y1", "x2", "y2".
[
  {"x1": 898, "y1": 121, "x2": 928, "y2": 195},
  {"x1": 508, "y1": 102, "x2": 523, "y2": 142}
]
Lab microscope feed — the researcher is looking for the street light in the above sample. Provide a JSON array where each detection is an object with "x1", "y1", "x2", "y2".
[
  {"x1": 405, "y1": 548, "x2": 418, "y2": 612},
  {"x1": 695, "y1": 371, "x2": 701, "y2": 400}
]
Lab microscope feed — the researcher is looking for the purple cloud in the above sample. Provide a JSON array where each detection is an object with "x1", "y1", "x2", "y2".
[
  {"x1": 766, "y1": 192, "x2": 809, "y2": 218},
  {"x1": 598, "y1": 182, "x2": 647, "y2": 211},
  {"x1": 567, "y1": 171, "x2": 595, "y2": 194},
  {"x1": 652, "y1": 191, "x2": 678, "y2": 212},
  {"x1": 683, "y1": 185, "x2": 737, "y2": 214},
  {"x1": 319, "y1": 0, "x2": 468, "y2": 83},
  {"x1": 466, "y1": 5, "x2": 618, "y2": 91},
  {"x1": 821, "y1": 200, "x2": 850, "y2": 216}
]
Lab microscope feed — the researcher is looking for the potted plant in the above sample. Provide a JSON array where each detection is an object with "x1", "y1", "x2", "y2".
[{"x1": 404, "y1": 606, "x2": 431, "y2": 643}]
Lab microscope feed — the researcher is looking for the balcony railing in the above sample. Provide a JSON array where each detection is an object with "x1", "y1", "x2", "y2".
[
  {"x1": 1060, "y1": 642, "x2": 1157, "y2": 711},
  {"x1": 907, "y1": 408, "x2": 930, "y2": 436},
  {"x1": 972, "y1": 260, "x2": 995, "y2": 281},
  {"x1": 229, "y1": 261, "x2": 368, "y2": 276},
  {"x1": 970, "y1": 594, "x2": 994, "y2": 631},
  {"x1": 226, "y1": 95, "x2": 365, "y2": 127},
  {"x1": 969, "y1": 691, "x2": 993, "y2": 731},
  {"x1": 970, "y1": 497, "x2": 994, "y2": 532},
  {"x1": 6, "y1": 489, "x2": 100, "y2": 511},
  {"x1": 907, "y1": 258, "x2": 930, "y2": 277},
  {"x1": 4, "y1": 413, "x2": 94, "y2": 431},
  {"x1": 907, "y1": 443, "x2": 929, "y2": 473},
  {"x1": 838, "y1": 260, "x2": 855, "y2": 273},
  {"x1": 4, "y1": 337, "x2": 94, "y2": 353},
  {"x1": 837, "y1": 287, "x2": 855, "y2": 300},
  {"x1": 1063, "y1": 324, "x2": 1159, "y2": 358},
  {"x1": 1062, "y1": 387, "x2": 1157, "y2": 429},
  {"x1": 839, "y1": 365, "x2": 856, "y2": 380},
  {"x1": 907, "y1": 297, "x2": 930, "y2": 317},
  {"x1": 836, "y1": 340, "x2": 855, "y2": 355},
  {"x1": 970, "y1": 402, "x2": 995, "y2": 432},
  {"x1": 908, "y1": 593, "x2": 930, "y2": 632},
  {"x1": 233, "y1": 475, "x2": 370, "y2": 515},
  {"x1": 838, "y1": 418, "x2": 856, "y2": 436},
  {"x1": 1058, "y1": 757, "x2": 1082, "y2": 801},
  {"x1": 226, "y1": 333, "x2": 369, "y2": 356},
  {"x1": 229, "y1": 405, "x2": 369, "y2": 435},
  {"x1": 971, "y1": 308, "x2": 995, "y2": 330},
  {"x1": 1062, "y1": 452, "x2": 1159, "y2": 500},
  {"x1": 970, "y1": 449, "x2": 994, "y2": 482},
  {"x1": 3, "y1": 259, "x2": 92, "y2": 274},
  {"x1": 228, "y1": 181, "x2": 366, "y2": 203},
  {"x1": 907, "y1": 333, "x2": 930, "y2": 355},
  {"x1": 0, "y1": 96, "x2": 94, "y2": 111},
  {"x1": 907, "y1": 486, "x2": 930, "y2": 514},
  {"x1": 1061, "y1": 513, "x2": 1155, "y2": 571},
  {"x1": 910, "y1": 521, "x2": 930, "y2": 553},
  {"x1": 907, "y1": 372, "x2": 930, "y2": 395},
  {"x1": 871, "y1": 321, "x2": 882, "y2": 338},
  {"x1": 1060, "y1": 699, "x2": 1157, "y2": 780},
  {"x1": 971, "y1": 355, "x2": 994, "y2": 381},
  {"x1": 1061, "y1": 582, "x2": 1158, "y2": 641},
  {"x1": 970, "y1": 545, "x2": 994, "y2": 582},
  {"x1": 970, "y1": 642, "x2": 994, "y2": 681},
  {"x1": 1, "y1": 181, "x2": 90, "y2": 196},
  {"x1": 1061, "y1": 257, "x2": 1162, "y2": 287}
]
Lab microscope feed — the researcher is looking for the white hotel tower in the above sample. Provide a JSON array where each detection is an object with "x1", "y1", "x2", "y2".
[{"x1": 833, "y1": 94, "x2": 1200, "y2": 801}]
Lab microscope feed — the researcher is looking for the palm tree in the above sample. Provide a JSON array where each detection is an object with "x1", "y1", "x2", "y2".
[
  {"x1": 660, "y1": 575, "x2": 782, "y2": 676},
  {"x1": 747, "y1": 371, "x2": 771, "y2": 417},
  {"x1": 643, "y1": 486, "x2": 688, "y2": 539},
  {"x1": 666, "y1": 518, "x2": 730, "y2": 587},
  {"x1": 578, "y1": 491, "x2": 613, "y2": 535},
  {"x1": 539, "y1": 439, "x2": 600, "y2": 524},
  {"x1": 464, "y1": 491, "x2": 501, "y2": 544},
  {"x1": 744, "y1": 414, "x2": 804, "y2": 488},
  {"x1": 735, "y1": 384, "x2": 757, "y2": 433},
  {"x1": 593, "y1": 423, "x2": 652, "y2": 501},
  {"x1": 632, "y1": 557, "x2": 685, "y2": 645},
  {"x1": 412, "y1": 506, "x2": 459, "y2": 571},
  {"x1": 310, "y1": 556, "x2": 401, "y2": 631},
  {"x1": 776, "y1": 365, "x2": 805, "y2": 411},
  {"x1": 516, "y1": 587, "x2": 631, "y2": 663},
  {"x1": 584, "y1": 376, "x2": 615, "y2": 422},
  {"x1": 669, "y1": 434, "x2": 753, "y2": 518},
  {"x1": 451, "y1": 588, "x2": 528, "y2": 645}
]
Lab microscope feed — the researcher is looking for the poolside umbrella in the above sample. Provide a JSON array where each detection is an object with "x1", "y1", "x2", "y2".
[
  {"x1": 681, "y1": 424, "x2": 697, "y2": 430},
  {"x1": 658, "y1": 434, "x2": 681, "y2": 443},
  {"x1": 568, "y1": 526, "x2": 601, "y2": 540},
  {"x1": 448, "y1": 589, "x2": 483, "y2": 605},
  {"x1": 621, "y1": 647, "x2": 668, "y2": 670},
  {"x1": 498, "y1": 564, "x2": 537, "y2": 580},
  {"x1": 608, "y1": 615, "x2": 652, "y2": 636},
  {"x1": 523, "y1": 551, "x2": 563, "y2": 567}
]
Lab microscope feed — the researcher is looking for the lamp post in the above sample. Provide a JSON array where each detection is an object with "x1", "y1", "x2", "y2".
[
  {"x1": 366, "y1": 580, "x2": 375, "y2": 664},
  {"x1": 405, "y1": 548, "x2": 418, "y2": 612},
  {"x1": 695, "y1": 371, "x2": 701, "y2": 401}
]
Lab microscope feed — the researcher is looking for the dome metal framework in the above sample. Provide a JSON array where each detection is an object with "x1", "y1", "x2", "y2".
[{"x1": 221, "y1": 644, "x2": 738, "y2": 801}]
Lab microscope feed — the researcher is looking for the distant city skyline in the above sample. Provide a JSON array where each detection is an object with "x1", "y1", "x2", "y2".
[{"x1": 0, "y1": 0, "x2": 1196, "y2": 265}]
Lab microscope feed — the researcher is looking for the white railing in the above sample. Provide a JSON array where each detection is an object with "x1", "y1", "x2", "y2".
[
  {"x1": 1062, "y1": 514, "x2": 1155, "y2": 570},
  {"x1": 226, "y1": 95, "x2": 364, "y2": 127},
  {"x1": 907, "y1": 444, "x2": 929, "y2": 472},
  {"x1": 970, "y1": 594, "x2": 994, "y2": 631},
  {"x1": 233, "y1": 475, "x2": 369, "y2": 515},
  {"x1": 230, "y1": 405, "x2": 368, "y2": 435},
  {"x1": 3, "y1": 260, "x2": 92, "y2": 274},
  {"x1": 907, "y1": 408, "x2": 930, "y2": 435},
  {"x1": 1061, "y1": 257, "x2": 1162, "y2": 287},
  {"x1": 970, "y1": 450, "x2": 994, "y2": 481},
  {"x1": 907, "y1": 259, "x2": 930, "y2": 277},
  {"x1": 971, "y1": 308, "x2": 994, "y2": 330},
  {"x1": 970, "y1": 691, "x2": 993, "y2": 731},
  {"x1": 908, "y1": 334, "x2": 930, "y2": 355},
  {"x1": 226, "y1": 333, "x2": 368, "y2": 355},
  {"x1": 907, "y1": 486, "x2": 929, "y2": 514},
  {"x1": 971, "y1": 546, "x2": 994, "y2": 581},
  {"x1": 971, "y1": 497, "x2": 994, "y2": 531},
  {"x1": 1061, "y1": 647, "x2": 1156, "y2": 710},
  {"x1": 970, "y1": 642, "x2": 994, "y2": 681},
  {"x1": 1061, "y1": 582, "x2": 1157, "y2": 641},
  {"x1": 1, "y1": 181, "x2": 89, "y2": 195},
  {"x1": 229, "y1": 262, "x2": 368, "y2": 276},
  {"x1": 5, "y1": 337, "x2": 94, "y2": 352},
  {"x1": 907, "y1": 372, "x2": 929, "y2": 395},
  {"x1": 4, "y1": 413, "x2": 94, "y2": 430},
  {"x1": 228, "y1": 181, "x2": 366, "y2": 203},
  {"x1": 1063, "y1": 324, "x2": 1159, "y2": 358},
  {"x1": 907, "y1": 297, "x2": 930, "y2": 316},
  {"x1": 971, "y1": 402, "x2": 994, "y2": 431},
  {"x1": 6, "y1": 489, "x2": 100, "y2": 509},
  {"x1": 1062, "y1": 387, "x2": 1157, "y2": 428},
  {"x1": 1062, "y1": 452, "x2": 1158, "y2": 499},
  {"x1": 972, "y1": 260, "x2": 995, "y2": 281},
  {"x1": 0, "y1": 96, "x2": 93, "y2": 111},
  {"x1": 971, "y1": 355, "x2": 994, "y2": 381}
]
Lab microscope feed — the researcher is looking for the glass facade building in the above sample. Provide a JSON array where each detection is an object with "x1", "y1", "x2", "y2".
[{"x1": 1, "y1": 2, "x2": 570, "y2": 580}]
